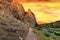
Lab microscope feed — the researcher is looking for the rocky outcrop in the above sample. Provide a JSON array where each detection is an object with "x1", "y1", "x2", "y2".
[
  {"x1": 11, "y1": 2, "x2": 25, "y2": 22},
  {"x1": 0, "y1": 0, "x2": 37, "y2": 40},
  {"x1": 25, "y1": 9, "x2": 36, "y2": 27},
  {"x1": 11, "y1": 2, "x2": 37, "y2": 27}
]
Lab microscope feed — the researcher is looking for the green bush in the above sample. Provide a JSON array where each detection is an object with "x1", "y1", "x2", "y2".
[
  {"x1": 48, "y1": 30, "x2": 54, "y2": 33},
  {"x1": 54, "y1": 30, "x2": 60, "y2": 36}
]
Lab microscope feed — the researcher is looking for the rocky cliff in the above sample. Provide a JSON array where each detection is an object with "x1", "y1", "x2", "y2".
[
  {"x1": 11, "y1": 2, "x2": 36, "y2": 27},
  {"x1": 25, "y1": 9, "x2": 36, "y2": 27},
  {"x1": 0, "y1": 0, "x2": 36, "y2": 40}
]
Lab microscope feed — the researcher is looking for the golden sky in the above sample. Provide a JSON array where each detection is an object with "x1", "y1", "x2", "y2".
[
  {"x1": 22, "y1": 2, "x2": 60, "y2": 24},
  {"x1": 13, "y1": 0, "x2": 60, "y2": 24},
  {"x1": 13, "y1": 0, "x2": 60, "y2": 2}
]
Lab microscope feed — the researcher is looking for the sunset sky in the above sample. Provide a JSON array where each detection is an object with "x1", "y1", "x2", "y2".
[{"x1": 13, "y1": 0, "x2": 60, "y2": 24}]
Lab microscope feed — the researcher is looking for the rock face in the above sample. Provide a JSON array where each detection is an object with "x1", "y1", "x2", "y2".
[
  {"x1": 25, "y1": 9, "x2": 36, "y2": 27},
  {"x1": 11, "y1": 2, "x2": 36, "y2": 27},
  {"x1": 0, "y1": 0, "x2": 36, "y2": 40}
]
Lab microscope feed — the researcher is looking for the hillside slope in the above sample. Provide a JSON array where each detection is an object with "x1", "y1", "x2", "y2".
[{"x1": 0, "y1": 0, "x2": 36, "y2": 40}]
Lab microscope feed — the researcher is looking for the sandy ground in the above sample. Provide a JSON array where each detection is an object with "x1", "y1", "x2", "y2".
[{"x1": 25, "y1": 28, "x2": 37, "y2": 40}]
